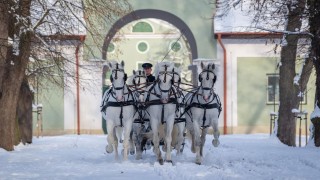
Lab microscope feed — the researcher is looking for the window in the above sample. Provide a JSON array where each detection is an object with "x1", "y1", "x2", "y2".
[
  {"x1": 136, "y1": 41, "x2": 149, "y2": 53},
  {"x1": 267, "y1": 74, "x2": 279, "y2": 104},
  {"x1": 107, "y1": 43, "x2": 115, "y2": 53},
  {"x1": 267, "y1": 74, "x2": 307, "y2": 104},
  {"x1": 170, "y1": 41, "x2": 182, "y2": 52},
  {"x1": 132, "y1": 22, "x2": 153, "y2": 32},
  {"x1": 174, "y1": 63, "x2": 181, "y2": 68},
  {"x1": 136, "y1": 62, "x2": 145, "y2": 70}
]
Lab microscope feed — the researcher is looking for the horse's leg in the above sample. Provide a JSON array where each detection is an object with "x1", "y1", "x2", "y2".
[
  {"x1": 134, "y1": 125, "x2": 143, "y2": 160},
  {"x1": 129, "y1": 129, "x2": 135, "y2": 155},
  {"x1": 176, "y1": 122, "x2": 186, "y2": 155},
  {"x1": 200, "y1": 127, "x2": 208, "y2": 157},
  {"x1": 106, "y1": 121, "x2": 114, "y2": 154},
  {"x1": 193, "y1": 120, "x2": 202, "y2": 165},
  {"x1": 113, "y1": 127, "x2": 119, "y2": 160},
  {"x1": 164, "y1": 117, "x2": 174, "y2": 163},
  {"x1": 151, "y1": 119, "x2": 163, "y2": 165},
  {"x1": 117, "y1": 126, "x2": 123, "y2": 143},
  {"x1": 122, "y1": 120, "x2": 133, "y2": 161},
  {"x1": 212, "y1": 118, "x2": 220, "y2": 147}
]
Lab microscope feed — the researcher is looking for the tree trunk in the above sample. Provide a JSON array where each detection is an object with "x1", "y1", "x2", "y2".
[
  {"x1": 16, "y1": 77, "x2": 34, "y2": 144},
  {"x1": 308, "y1": 0, "x2": 320, "y2": 147},
  {"x1": 0, "y1": 0, "x2": 32, "y2": 151},
  {"x1": 277, "y1": 0, "x2": 306, "y2": 146}
]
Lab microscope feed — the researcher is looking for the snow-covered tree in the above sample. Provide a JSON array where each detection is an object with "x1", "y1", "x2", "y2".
[
  {"x1": 307, "y1": 0, "x2": 320, "y2": 147},
  {"x1": 216, "y1": 0, "x2": 314, "y2": 146},
  {"x1": 0, "y1": 0, "x2": 131, "y2": 151}
]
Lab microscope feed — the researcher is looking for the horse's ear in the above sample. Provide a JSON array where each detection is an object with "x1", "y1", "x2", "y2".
[
  {"x1": 142, "y1": 71, "x2": 146, "y2": 76},
  {"x1": 211, "y1": 63, "x2": 215, "y2": 70},
  {"x1": 201, "y1": 61, "x2": 204, "y2": 69},
  {"x1": 133, "y1": 70, "x2": 136, "y2": 75},
  {"x1": 121, "y1": 60, "x2": 125, "y2": 67},
  {"x1": 108, "y1": 62, "x2": 113, "y2": 69}
]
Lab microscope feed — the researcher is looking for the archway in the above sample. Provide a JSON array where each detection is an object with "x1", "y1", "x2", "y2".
[
  {"x1": 102, "y1": 9, "x2": 198, "y2": 60},
  {"x1": 101, "y1": 9, "x2": 198, "y2": 134}
]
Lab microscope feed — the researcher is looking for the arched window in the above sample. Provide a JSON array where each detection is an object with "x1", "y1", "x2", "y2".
[{"x1": 132, "y1": 22, "x2": 153, "y2": 32}]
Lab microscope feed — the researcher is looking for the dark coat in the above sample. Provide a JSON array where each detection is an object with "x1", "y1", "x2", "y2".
[{"x1": 146, "y1": 74, "x2": 155, "y2": 84}]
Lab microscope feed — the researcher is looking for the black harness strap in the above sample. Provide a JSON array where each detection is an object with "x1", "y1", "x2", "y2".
[{"x1": 106, "y1": 100, "x2": 135, "y2": 107}]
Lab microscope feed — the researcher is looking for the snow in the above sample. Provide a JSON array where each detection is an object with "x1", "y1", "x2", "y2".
[{"x1": 1, "y1": 134, "x2": 319, "y2": 179}]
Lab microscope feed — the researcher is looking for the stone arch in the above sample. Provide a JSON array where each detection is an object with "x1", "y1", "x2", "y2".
[{"x1": 102, "y1": 9, "x2": 198, "y2": 60}]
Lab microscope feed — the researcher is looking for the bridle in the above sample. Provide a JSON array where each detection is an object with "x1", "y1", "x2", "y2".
[
  {"x1": 133, "y1": 71, "x2": 147, "y2": 94},
  {"x1": 111, "y1": 64, "x2": 126, "y2": 91},
  {"x1": 156, "y1": 65, "x2": 174, "y2": 94},
  {"x1": 172, "y1": 68, "x2": 181, "y2": 87},
  {"x1": 199, "y1": 69, "x2": 216, "y2": 100}
]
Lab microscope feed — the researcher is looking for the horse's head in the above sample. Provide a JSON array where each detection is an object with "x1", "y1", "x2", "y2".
[
  {"x1": 108, "y1": 60, "x2": 127, "y2": 101},
  {"x1": 132, "y1": 69, "x2": 147, "y2": 90},
  {"x1": 172, "y1": 67, "x2": 181, "y2": 87},
  {"x1": 155, "y1": 62, "x2": 175, "y2": 103},
  {"x1": 199, "y1": 62, "x2": 217, "y2": 102}
]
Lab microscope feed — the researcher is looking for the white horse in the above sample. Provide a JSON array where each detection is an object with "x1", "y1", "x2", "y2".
[
  {"x1": 127, "y1": 70, "x2": 152, "y2": 160},
  {"x1": 185, "y1": 62, "x2": 222, "y2": 165},
  {"x1": 144, "y1": 62, "x2": 177, "y2": 164},
  {"x1": 100, "y1": 60, "x2": 135, "y2": 161},
  {"x1": 163, "y1": 67, "x2": 186, "y2": 156}
]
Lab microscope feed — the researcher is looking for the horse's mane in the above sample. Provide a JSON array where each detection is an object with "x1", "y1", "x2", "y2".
[{"x1": 154, "y1": 62, "x2": 175, "y2": 77}]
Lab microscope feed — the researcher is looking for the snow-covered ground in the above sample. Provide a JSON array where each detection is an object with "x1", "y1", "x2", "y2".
[{"x1": 0, "y1": 134, "x2": 319, "y2": 180}]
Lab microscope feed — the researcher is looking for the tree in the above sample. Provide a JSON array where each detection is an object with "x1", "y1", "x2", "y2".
[
  {"x1": 307, "y1": 0, "x2": 320, "y2": 146},
  {"x1": 276, "y1": 0, "x2": 308, "y2": 146},
  {"x1": 216, "y1": 0, "x2": 314, "y2": 146},
  {"x1": 0, "y1": 0, "x2": 131, "y2": 151}
]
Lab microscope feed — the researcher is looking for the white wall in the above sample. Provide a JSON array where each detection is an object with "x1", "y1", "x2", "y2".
[{"x1": 64, "y1": 46, "x2": 104, "y2": 133}]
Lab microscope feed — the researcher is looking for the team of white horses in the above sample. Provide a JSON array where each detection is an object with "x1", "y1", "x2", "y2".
[{"x1": 101, "y1": 60, "x2": 221, "y2": 165}]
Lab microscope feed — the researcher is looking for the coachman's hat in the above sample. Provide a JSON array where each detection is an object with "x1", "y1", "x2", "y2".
[{"x1": 142, "y1": 63, "x2": 153, "y2": 69}]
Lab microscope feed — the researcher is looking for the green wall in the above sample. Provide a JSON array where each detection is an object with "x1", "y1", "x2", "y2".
[
  {"x1": 84, "y1": 0, "x2": 216, "y2": 61},
  {"x1": 237, "y1": 57, "x2": 316, "y2": 133},
  {"x1": 33, "y1": 78, "x2": 64, "y2": 134}
]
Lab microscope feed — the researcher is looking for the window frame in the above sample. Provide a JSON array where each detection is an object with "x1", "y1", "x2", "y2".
[{"x1": 266, "y1": 73, "x2": 307, "y2": 105}]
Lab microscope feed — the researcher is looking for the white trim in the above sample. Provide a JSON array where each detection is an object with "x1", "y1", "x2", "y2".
[{"x1": 114, "y1": 34, "x2": 181, "y2": 39}]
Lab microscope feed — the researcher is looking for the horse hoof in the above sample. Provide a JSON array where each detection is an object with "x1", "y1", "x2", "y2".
[
  {"x1": 106, "y1": 145, "x2": 113, "y2": 153},
  {"x1": 195, "y1": 162, "x2": 201, "y2": 165},
  {"x1": 130, "y1": 149, "x2": 135, "y2": 155},
  {"x1": 212, "y1": 139, "x2": 220, "y2": 147},
  {"x1": 165, "y1": 160, "x2": 173, "y2": 164},
  {"x1": 158, "y1": 159, "x2": 164, "y2": 165},
  {"x1": 119, "y1": 139, "x2": 123, "y2": 143},
  {"x1": 135, "y1": 154, "x2": 142, "y2": 160}
]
